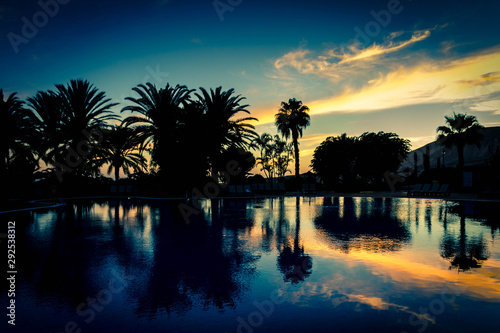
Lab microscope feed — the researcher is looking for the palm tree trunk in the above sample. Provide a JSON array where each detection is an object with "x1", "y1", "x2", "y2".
[
  {"x1": 293, "y1": 136, "x2": 300, "y2": 189},
  {"x1": 115, "y1": 166, "x2": 120, "y2": 182},
  {"x1": 457, "y1": 143, "x2": 465, "y2": 172}
]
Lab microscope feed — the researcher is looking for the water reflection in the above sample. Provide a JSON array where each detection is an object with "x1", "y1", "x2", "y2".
[
  {"x1": 3, "y1": 197, "x2": 500, "y2": 333},
  {"x1": 314, "y1": 197, "x2": 411, "y2": 253},
  {"x1": 440, "y1": 203, "x2": 490, "y2": 272},
  {"x1": 277, "y1": 197, "x2": 313, "y2": 284},
  {"x1": 132, "y1": 199, "x2": 260, "y2": 315}
]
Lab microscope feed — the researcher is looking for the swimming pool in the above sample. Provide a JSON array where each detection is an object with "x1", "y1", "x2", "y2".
[{"x1": 2, "y1": 197, "x2": 499, "y2": 332}]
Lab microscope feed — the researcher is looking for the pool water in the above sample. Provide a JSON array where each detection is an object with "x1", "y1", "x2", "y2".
[{"x1": 2, "y1": 197, "x2": 499, "y2": 333}]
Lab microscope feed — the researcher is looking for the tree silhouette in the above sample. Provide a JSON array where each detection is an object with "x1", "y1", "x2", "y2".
[
  {"x1": 26, "y1": 91, "x2": 65, "y2": 163},
  {"x1": 437, "y1": 113, "x2": 484, "y2": 171},
  {"x1": 311, "y1": 133, "x2": 357, "y2": 190},
  {"x1": 95, "y1": 125, "x2": 147, "y2": 181},
  {"x1": 356, "y1": 132, "x2": 411, "y2": 187},
  {"x1": 252, "y1": 133, "x2": 274, "y2": 180},
  {"x1": 275, "y1": 98, "x2": 310, "y2": 187},
  {"x1": 0, "y1": 90, "x2": 33, "y2": 175},
  {"x1": 195, "y1": 86, "x2": 258, "y2": 180},
  {"x1": 122, "y1": 83, "x2": 193, "y2": 183},
  {"x1": 56, "y1": 79, "x2": 119, "y2": 156},
  {"x1": 312, "y1": 132, "x2": 410, "y2": 190},
  {"x1": 0, "y1": 89, "x2": 38, "y2": 200},
  {"x1": 272, "y1": 135, "x2": 294, "y2": 180},
  {"x1": 29, "y1": 79, "x2": 120, "y2": 178},
  {"x1": 252, "y1": 134, "x2": 294, "y2": 182}
]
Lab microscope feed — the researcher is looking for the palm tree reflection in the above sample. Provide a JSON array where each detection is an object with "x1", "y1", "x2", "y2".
[
  {"x1": 440, "y1": 203, "x2": 490, "y2": 272},
  {"x1": 134, "y1": 199, "x2": 259, "y2": 315},
  {"x1": 277, "y1": 197, "x2": 312, "y2": 284}
]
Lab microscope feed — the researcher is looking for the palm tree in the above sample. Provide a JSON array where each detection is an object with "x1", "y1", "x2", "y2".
[
  {"x1": 26, "y1": 91, "x2": 66, "y2": 163},
  {"x1": 95, "y1": 126, "x2": 147, "y2": 181},
  {"x1": 195, "y1": 87, "x2": 258, "y2": 180},
  {"x1": 252, "y1": 133, "x2": 273, "y2": 161},
  {"x1": 436, "y1": 113, "x2": 484, "y2": 171},
  {"x1": 275, "y1": 98, "x2": 310, "y2": 186},
  {"x1": 56, "y1": 79, "x2": 119, "y2": 137},
  {"x1": 122, "y1": 83, "x2": 193, "y2": 180},
  {"x1": 274, "y1": 137, "x2": 294, "y2": 179},
  {"x1": 252, "y1": 133, "x2": 273, "y2": 180},
  {"x1": 51, "y1": 79, "x2": 119, "y2": 177},
  {"x1": 0, "y1": 89, "x2": 29, "y2": 175},
  {"x1": 0, "y1": 90, "x2": 37, "y2": 189}
]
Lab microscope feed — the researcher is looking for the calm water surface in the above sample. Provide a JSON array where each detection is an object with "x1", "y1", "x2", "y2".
[{"x1": 2, "y1": 197, "x2": 500, "y2": 333}]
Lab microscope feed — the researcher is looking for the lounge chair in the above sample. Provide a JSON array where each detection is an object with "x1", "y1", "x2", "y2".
[
  {"x1": 437, "y1": 184, "x2": 449, "y2": 197},
  {"x1": 427, "y1": 184, "x2": 440, "y2": 196},
  {"x1": 110, "y1": 185, "x2": 117, "y2": 194},
  {"x1": 228, "y1": 185, "x2": 236, "y2": 194},
  {"x1": 244, "y1": 185, "x2": 252, "y2": 194},
  {"x1": 410, "y1": 184, "x2": 422, "y2": 196},
  {"x1": 419, "y1": 184, "x2": 431, "y2": 196}
]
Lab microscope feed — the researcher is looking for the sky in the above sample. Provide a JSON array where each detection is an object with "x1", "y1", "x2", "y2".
[{"x1": 1, "y1": 0, "x2": 500, "y2": 175}]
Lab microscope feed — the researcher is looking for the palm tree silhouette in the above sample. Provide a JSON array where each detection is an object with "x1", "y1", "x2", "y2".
[
  {"x1": 95, "y1": 126, "x2": 147, "y2": 181},
  {"x1": 0, "y1": 89, "x2": 30, "y2": 175},
  {"x1": 122, "y1": 83, "x2": 193, "y2": 180},
  {"x1": 275, "y1": 98, "x2": 310, "y2": 188},
  {"x1": 26, "y1": 91, "x2": 66, "y2": 163},
  {"x1": 436, "y1": 113, "x2": 484, "y2": 171},
  {"x1": 57, "y1": 79, "x2": 119, "y2": 140},
  {"x1": 195, "y1": 87, "x2": 258, "y2": 180},
  {"x1": 272, "y1": 135, "x2": 294, "y2": 180},
  {"x1": 0, "y1": 89, "x2": 36, "y2": 199},
  {"x1": 252, "y1": 133, "x2": 273, "y2": 180},
  {"x1": 40, "y1": 79, "x2": 120, "y2": 177}
]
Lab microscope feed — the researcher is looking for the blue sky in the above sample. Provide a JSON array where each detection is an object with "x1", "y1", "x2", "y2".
[{"x1": 2, "y1": 0, "x2": 500, "y2": 173}]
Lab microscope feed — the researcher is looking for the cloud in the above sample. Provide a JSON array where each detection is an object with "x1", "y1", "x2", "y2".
[
  {"x1": 267, "y1": 41, "x2": 500, "y2": 120},
  {"x1": 190, "y1": 38, "x2": 203, "y2": 45},
  {"x1": 336, "y1": 30, "x2": 430, "y2": 65},
  {"x1": 273, "y1": 29, "x2": 431, "y2": 80}
]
